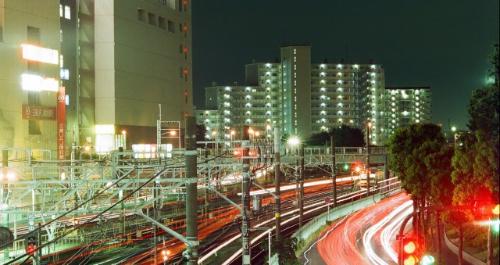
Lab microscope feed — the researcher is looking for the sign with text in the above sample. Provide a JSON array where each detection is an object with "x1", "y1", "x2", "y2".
[
  {"x1": 57, "y1": 87, "x2": 66, "y2": 160},
  {"x1": 22, "y1": 105, "x2": 56, "y2": 120}
]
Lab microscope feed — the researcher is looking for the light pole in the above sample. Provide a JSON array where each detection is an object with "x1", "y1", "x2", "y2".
[
  {"x1": 121, "y1": 130, "x2": 127, "y2": 149},
  {"x1": 230, "y1": 130, "x2": 235, "y2": 148},
  {"x1": 366, "y1": 122, "x2": 371, "y2": 195},
  {"x1": 287, "y1": 136, "x2": 303, "y2": 228},
  {"x1": 273, "y1": 127, "x2": 281, "y2": 261}
]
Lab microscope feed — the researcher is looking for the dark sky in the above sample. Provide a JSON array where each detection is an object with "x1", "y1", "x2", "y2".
[{"x1": 192, "y1": 0, "x2": 499, "y2": 129}]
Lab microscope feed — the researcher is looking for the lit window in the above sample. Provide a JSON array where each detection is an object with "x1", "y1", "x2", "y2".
[
  {"x1": 64, "y1": 6, "x2": 71, "y2": 19},
  {"x1": 60, "y1": 68, "x2": 69, "y2": 80},
  {"x1": 225, "y1": 86, "x2": 231, "y2": 91},
  {"x1": 336, "y1": 64, "x2": 343, "y2": 69}
]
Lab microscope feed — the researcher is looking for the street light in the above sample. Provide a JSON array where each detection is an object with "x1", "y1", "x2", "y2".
[
  {"x1": 451, "y1": 126, "x2": 457, "y2": 132},
  {"x1": 0, "y1": 171, "x2": 16, "y2": 182},
  {"x1": 287, "y1": 136, "x2": 301, "y2": 148}
]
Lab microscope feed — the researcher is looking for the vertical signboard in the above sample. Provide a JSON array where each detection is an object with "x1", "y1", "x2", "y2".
[{"x1": 57, "y1": 87, "x2": 66, "y2": 160}]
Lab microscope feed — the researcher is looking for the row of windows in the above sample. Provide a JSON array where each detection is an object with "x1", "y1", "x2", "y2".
[{"x1": 137, "y1": 9, "x2": 175, "y2": 32}]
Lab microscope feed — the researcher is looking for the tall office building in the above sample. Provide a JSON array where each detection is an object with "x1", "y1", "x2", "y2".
[
  {"x1": 1, "y1": 0, "x2": 193, "y2": 155},
  {"x1": 0, "y1": 0, "x2": 61, "y2": 150},
  {"x1": 382, "y1": 86, "x2": 432, "y2": 139}
]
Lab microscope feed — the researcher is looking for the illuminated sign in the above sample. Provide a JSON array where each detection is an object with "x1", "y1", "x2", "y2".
[
  {"x1": 21, "y1": 73, "x2": 59, "y2": 92},
  {"x1": 57, "y1": 87, "x2": 66, "y2": 160},
  {"x1": 21, "y1": 44, "x2": 59, "y2": 64},
  {"x1": 22, "y1": 105, "x2": 56, "y2": 120},
  {"x1": 132, "y1": 144, "x2": 172, "y2": 159}
]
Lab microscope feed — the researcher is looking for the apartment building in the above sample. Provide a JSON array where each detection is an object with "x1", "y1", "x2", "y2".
[
  {"x1": 382, "y1": 86, "x2": 432, "y2": 139},
  {"x1": 196, "y1": 45, "x2": 393, "y2": 144}
]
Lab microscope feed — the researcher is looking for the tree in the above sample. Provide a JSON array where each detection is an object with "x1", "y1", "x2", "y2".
[
  {"x1": 388, "y1": 123, "x2": 451, "y2": 252},
  {"x1": 306, "y1": 125, "x2": 365, "y2": 146}
]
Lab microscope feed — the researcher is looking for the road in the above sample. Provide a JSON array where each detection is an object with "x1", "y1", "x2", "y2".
[
  {"x1": 307, "y1": 193, "x2": 411, "y2": 265},
  {"x1": 306, "y1": 192, "x2": 472, "y2": 265}
]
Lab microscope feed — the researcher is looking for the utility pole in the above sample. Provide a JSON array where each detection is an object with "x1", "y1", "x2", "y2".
[
  {"x1": 184, "y1": 116, "x2": 198, "y2": 265},
  {"x1": 273, "y1": 128, "x2": 281, "y2": 260},
  {"x1": 241, "y1": 126, "x2": 251, "y2": 265},
  {"x1": 2, "y1": 150, "x2": 9, "y2": 261},
  {"x1": 366, "y1": 122, "x2": 371, "y2": 195},
  {"x1": 299, "y1": 144, "x2": 305, "y2": 228},
  {"x1": 330, "y1": 135, "x2": 337, "y2": 207}
]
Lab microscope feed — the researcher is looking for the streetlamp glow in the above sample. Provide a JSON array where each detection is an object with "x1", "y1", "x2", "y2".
[
  {"x1": 451, "y1": 126, "x2": 457, "y2": 132},
  {"x1": 287, "y1": 136, "x2": 301, "y2": 147},
  {"x1": 6, "y1": 171, "x2": 16, "y2": 182}
]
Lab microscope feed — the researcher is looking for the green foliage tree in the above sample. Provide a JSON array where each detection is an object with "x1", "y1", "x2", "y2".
[
  {"x1": 306, "y1": 125, "x2": 365, "y2": 147},
  {"x1": 388, "y1": 123, "x2": 452, "y2": 253},
  {"x1": 450, "y1": 46, "x2": 499, "y2": 264}
]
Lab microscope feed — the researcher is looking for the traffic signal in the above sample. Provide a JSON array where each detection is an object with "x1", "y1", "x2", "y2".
[
  {"x1": 402, "y1": 237, "x2": 419, "y2": 265},
  {"x1": 343, "y1": 163, "x2": 349, "y2": 171},
  {"x1": 25, "y1": 236, "x2": 37, "y2": 256},
  {"x1": 421, "y1": 254, "x2": 436, "y2": 265}
]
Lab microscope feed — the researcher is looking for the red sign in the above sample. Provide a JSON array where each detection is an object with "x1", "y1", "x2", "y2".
[
  {"x1": 22, "y1": 105, "x2": 56, "y2": 120},
  {"x1": 57, "y1": 87, "x2": 66, "y2": 160}
]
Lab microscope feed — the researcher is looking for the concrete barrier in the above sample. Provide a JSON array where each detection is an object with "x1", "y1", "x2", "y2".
[{"x1": 293, "y1": 193, "x2": 384, "y2": 243}]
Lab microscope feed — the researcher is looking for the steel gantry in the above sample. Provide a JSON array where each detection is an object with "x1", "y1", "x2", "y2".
[{"x1": 1, "y1": 142, "x2": 388, "y2": 264}]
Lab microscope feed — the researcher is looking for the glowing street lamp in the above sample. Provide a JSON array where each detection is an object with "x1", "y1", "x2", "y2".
[
  {"x1": 287, "y1": 136, "x2": 301, "y2": 147},
  {"x1": 451, "y1": 126, "x2": 457, "y2": 133}
]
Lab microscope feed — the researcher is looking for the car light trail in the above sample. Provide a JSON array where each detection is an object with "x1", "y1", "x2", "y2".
[
  {"x1": 362, "y1": 200, "x2": 412, "y2": 265},
  {"x1": 380, "y1": 204, "x2": 413, "y2": 263}
]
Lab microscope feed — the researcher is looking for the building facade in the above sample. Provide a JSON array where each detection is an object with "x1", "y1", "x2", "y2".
[
  {"x1": 310, "y1": 62, "x2": 385, "y2": 144},
  {"x1": 1, "y1": 0, "x2": 193, "y2": 155},
  {"x1": 382, "y1": 86, "x2": 432, "y2": 139},
  {"x1": 197, "y1": 45, "x2": 396, "y2": 145},
  {"x1": 0, "y1": 0, "x2": 61, "y2": 150}
]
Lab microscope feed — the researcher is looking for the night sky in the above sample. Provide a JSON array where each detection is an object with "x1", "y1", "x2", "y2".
[{"x1": 192, "y1": 0, "x2": 499, "y2": 129}]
